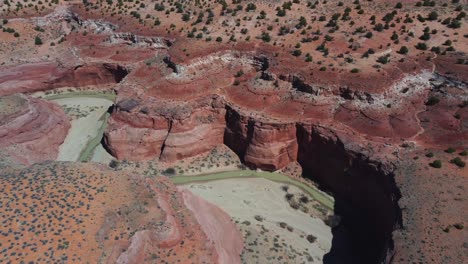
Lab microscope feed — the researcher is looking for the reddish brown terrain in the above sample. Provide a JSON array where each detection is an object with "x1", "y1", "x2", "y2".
[
  {"x1": 0, "y1": 0, "x2": 466, "y2": 263},
  {"x1": 0, "y1": 162, "x2": 243, "y2": 263},
  {"x1": 0, "y1": 94, "x2": 70, "y2": 165}
]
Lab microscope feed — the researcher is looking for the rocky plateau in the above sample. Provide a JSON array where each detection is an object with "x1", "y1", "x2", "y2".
[{"x1": 0, "y1": 1, "x2": 467, "y2": 263}]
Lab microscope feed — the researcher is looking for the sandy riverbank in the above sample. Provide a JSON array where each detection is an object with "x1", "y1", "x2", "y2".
[
  {"x1": 53, "y1": 97, "x2": 113, "y2": 161},
  {"x1": 182, "y1": 177, "x2": 332, "y2": 263}
]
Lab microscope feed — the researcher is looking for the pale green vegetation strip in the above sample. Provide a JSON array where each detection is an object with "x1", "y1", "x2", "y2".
[
  {"x1": 42, "y1": 91, "x2": 117, "y2": 101},
  {"x1": 79, "y1": 112, "x2": 110, "y2": 162},
  {"x1": 171, "y1": 170, "x2": 334, "y2": 210}
]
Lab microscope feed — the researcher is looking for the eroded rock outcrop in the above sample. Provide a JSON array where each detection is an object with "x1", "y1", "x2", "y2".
[
  {"x1": 179, "y1": 188, "x2": 244, "y2": 264},
  {"x1": 105, "y1": 95, "x2": 226, "y2": 162},
  {"x1": 0, "y1": 62, "x2": 129, "y2": 96},
  {"x1": 0, "y1": 94, "x2": 70, "y2": 165},
  {"x1": 224, "y1": 106, "x2": 298, "y2": 170}
]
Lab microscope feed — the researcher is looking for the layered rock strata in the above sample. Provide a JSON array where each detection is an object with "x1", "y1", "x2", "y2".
[{"x1": 0, "y1": 94, "x2": 70, "y2": 164}]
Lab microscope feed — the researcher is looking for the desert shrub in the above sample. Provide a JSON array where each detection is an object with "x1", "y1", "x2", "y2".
[
  {"x1": 162, "y1": 167, "x2": 176, "y2": 176},
  {"x1": 445, "y1": 147, "x2": 456, "y2": 153},
  {"x1": 377, "y1": 55, "x2": 390, "y2": 64},
  {"x1": 306, "y1": 234, "x2": 317, "y2": 243},
  {"x1": 34, "y1": 36, "x2": 43, "y2": 45},
  {"x1": 292, "y1": 49, "x2": 302, "y2": 56},
  {"x1": 427, "y1": 11, "x2": 438, "y2": 21},
  {"x1": 109, "y1": 160, "x2": 119, "y2": 169},
  {"x1": 350, "y1": 68, "x2": 360, "y2": 73},
  {"x1": 299, "y1": 195, "x2": 309, "y2": 203},
  {"x1": 429, "y1": 160, "x2": 442, "y2": 168},
  {"x1": 425, "y1": 96, "x2": 439, "y2": 106},
  {"x1": 289, "y1": 200, "x2": 300, "y2": 210},
  {"x1": 460, "y1": 150, "x2": 467, "y2": 156},
  {"x1": 398, "y1": 46, "x2": 409, "y2": 54},
  {"x1": 415, "y1": 42, "x2": 428, "y2": 50},
  {"x1": 425, "y1": 152, "x2": 434, "y2": 158},
  {"x1": 450, "y1": 157, "x2": 465, "y2": 168},
  {"x1": 261, "y1": 32, "x2": 271, "y2": 42}
]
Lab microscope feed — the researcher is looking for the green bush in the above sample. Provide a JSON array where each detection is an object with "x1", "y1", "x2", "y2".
[
  {"x1": 425, "y1": 152, "x2": 434, "y2": 158},
  {"x1": 377, "y1": 55, "x2": 390, "y2": 64},
  {"x1": 34, "y1": 36, "x2": 43, "y2": 45},
  {"x1": 306, "y1": 234, "x2": 317, "y2": 243},
  {"x1": 398, "y1": 46, "x2": 409, "y2": 54},
  {"x1": 425, "y1": 96, "x2": 439, "y2": 106},
  {"x1": 261, "y1": 32, "x2": 271, "y2": 42},
  {"x1": 162, "y1": 167, "x2": 176, "y2": 176},
  {"x1": 429, "y1": 160, "x2": 442, "y2": 168},
  {"x1": 450, "y1": 157, "x2": 465, "y2": 168},
  {"x1": 415, "y1": 42, "x2": 428, "y2": 50},
  {"x1": 445, "y1": 147, "x2": 456, "y2": 153},
  {"x1": 292, "y1": 49, "x2": 302, "y2": 56}
]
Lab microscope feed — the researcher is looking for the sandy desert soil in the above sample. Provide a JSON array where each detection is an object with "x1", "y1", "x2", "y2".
[
  {"x1": 0, "y1": 161, "x2": 243, "y2": 263},
  {"x1": 182, "y1": 177, "x2": 332, "y2": 263}
]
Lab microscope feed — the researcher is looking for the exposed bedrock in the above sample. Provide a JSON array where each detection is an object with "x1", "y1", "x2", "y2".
[
  {"x1": 100, "y1": 54, "x2": 464, "y2": 264},
  {"x1": 105, "y1": 99, "x2": 403, "y2": 263},
  {"x1": 104, "y1": 95, "x2": 226, "y2": 162},
  {"x1": 0, "y1": 94, "x2": 70, "y2": 165},
  {"x1": 0, "y1": 62, "x2": 129, "y2": 96},
  {"x1": 224, "y1": 108, "x2": 401, "y2": 263},
  {"x1": 224, "y1": 106, "x2": 298, "y2": 170}
]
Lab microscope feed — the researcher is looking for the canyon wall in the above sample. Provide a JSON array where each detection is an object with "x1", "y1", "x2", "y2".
[
  {"x1": 0, "y1": 62, "x2": 128, "y2": 96},
  {"x1": 104, "y1": 95, "x2": 226, "y2": 162},
  {"x1": 0, "y1": 94, "x2": 70, "y2": 165},
  {"x1": 296, "y1": 124, "x2": 400, "y2": 264},
  {"x1": 105, "y1": 99, "x2": 401, "y2": 264}
]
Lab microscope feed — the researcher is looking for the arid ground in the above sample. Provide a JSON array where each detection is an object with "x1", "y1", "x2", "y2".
[{"x1": 0, "y1": 0, "x2": 467, "y2": 263}]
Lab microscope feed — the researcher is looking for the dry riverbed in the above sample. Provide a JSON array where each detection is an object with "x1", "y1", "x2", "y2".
[
  {"x1": 51, "y1": 96, "x2": 113, "y2": 161},
  {"x1": 182, "y1": 177, "x2": 332, "y2": 263}
]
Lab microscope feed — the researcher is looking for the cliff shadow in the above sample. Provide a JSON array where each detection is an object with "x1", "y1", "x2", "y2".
[{"x1": 296, "y1": 124, "x2": 401, "y2": 264}]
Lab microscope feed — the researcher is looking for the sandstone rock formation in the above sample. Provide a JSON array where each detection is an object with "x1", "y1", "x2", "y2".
[
  {"x1": 0, "y1": 62, "x2": 128, "y2": 96},
  {"x1": 0, "y1": 94, "x2": 70, "y2": 165}
]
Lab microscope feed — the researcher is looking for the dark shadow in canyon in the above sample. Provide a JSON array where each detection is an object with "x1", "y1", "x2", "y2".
[
  {"x1": 103, "y1": 63, "x2": 130, "y2": 83},
  {"x1": 222, "y1": 111, "x2": 404, "y2": 263},
  {"x1": 296, "y1": 124, "x2": 402, "y2": 264}
]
